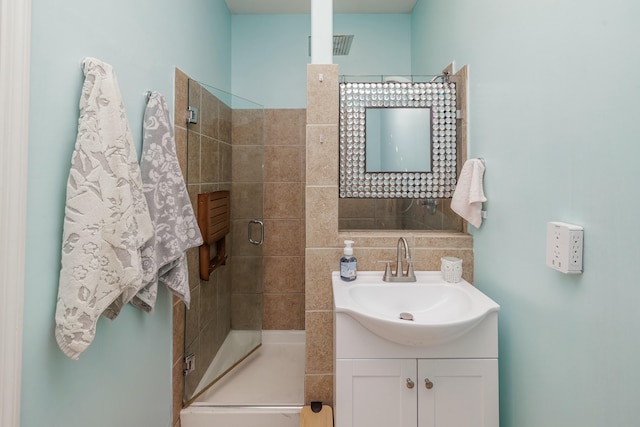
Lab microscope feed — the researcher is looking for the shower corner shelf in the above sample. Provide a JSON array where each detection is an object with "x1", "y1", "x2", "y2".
[{"x1": 197, "y1": 191, "x2": 230, "y2": 281}]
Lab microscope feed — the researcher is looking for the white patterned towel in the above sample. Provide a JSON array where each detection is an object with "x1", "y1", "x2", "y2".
[
  {"x1": 131, "y1": 92, "x2": 203, "y2": 312},
  {"x1": 55, "y1": 57, "x2": 153, "y2": 360}
]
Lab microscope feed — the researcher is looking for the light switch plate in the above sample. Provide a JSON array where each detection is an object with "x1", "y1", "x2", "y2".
[{"x1": 546, "y1": 222, "x2": 583, "y2": 274}]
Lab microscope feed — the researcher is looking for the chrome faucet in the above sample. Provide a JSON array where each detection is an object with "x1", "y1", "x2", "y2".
[{"x1": 383, "y1": 237, "x2": 417, "y2": 282}]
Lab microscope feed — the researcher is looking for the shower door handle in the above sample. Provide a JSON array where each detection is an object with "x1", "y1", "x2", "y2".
[{"x1": 248, "y1": 219, "x2": 264, "y2": 246}]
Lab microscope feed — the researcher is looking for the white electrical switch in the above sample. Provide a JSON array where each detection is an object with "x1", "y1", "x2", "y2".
[{"x1": 546, "y1": 222, "x2": 583, "y2": 274}]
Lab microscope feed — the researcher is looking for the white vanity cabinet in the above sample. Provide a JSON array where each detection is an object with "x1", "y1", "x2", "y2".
[
  {"x1": 336, "y1": 358, "x2": 498, "y2": 427},
  {"x1": 332, "y1": 272, "x2": 500, "y2": 427},
  {"x1": 334, "y1": 300, "x2": 500, "y2": 427}
]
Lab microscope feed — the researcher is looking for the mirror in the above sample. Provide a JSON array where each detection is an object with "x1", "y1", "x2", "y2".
[
  {"x1": 339, "y1": 80, "x2": 457, "y2": 199},
  {"x1": 365, "y1": 107, "x2": 431, "y2": 173}
]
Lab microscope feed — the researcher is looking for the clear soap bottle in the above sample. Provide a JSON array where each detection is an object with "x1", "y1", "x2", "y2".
[{"x1": 340, "y1": 240, "x2": 357, "y2": 281}]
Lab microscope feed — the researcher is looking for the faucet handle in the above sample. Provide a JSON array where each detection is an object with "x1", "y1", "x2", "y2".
[
  {"x1": 405, "y1": 259, "x2": 423, "y2": 279},
  {"x1": 377, "y1": 260, "x2": 393, "y2": 281}
]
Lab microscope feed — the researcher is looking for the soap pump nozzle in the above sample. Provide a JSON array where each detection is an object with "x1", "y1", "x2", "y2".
[{"x1": 344, "y1": 240, "x2": 354, "y2": 256}]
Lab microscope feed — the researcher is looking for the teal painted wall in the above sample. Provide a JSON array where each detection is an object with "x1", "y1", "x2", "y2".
[
  {"x1": 412, "y1": 0, "x2": 640, "y2": 425},
  {"x1": 27, "y1": 2, "x2": 639, "y2": 425},
  {"x1": 333, "y1": 14, "x2": 412, "y2": 78},
  {"x1": 231, "y1": 14, "x2": 412, "y2": 108},
  {"x1": 231, "y1": 14, "x2": 309, "y2": 108},
  {"x1": 23, "y1": 1, "x2": 231, "y2": 426}
]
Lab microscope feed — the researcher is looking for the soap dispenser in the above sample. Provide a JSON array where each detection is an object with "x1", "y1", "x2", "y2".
[{"x1": 340, "y1": 240, "x2": 357, "y2": 282}]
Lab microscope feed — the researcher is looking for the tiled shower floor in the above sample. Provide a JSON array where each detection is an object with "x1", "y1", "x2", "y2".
[{"x1": 180, "y1": 330, "x2": 305, "y2": 427}]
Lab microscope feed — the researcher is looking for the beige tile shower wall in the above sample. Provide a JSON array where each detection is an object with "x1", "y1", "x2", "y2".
[
  {"x1": 230, "y1": 108, "x2": 307, "y2": 331},
  {"x1": 304, "y1": 65, "x2": 474, "y2": 407},
  {"x1": 262, "y1": 109, "x2": 307, "y2": 330},
  {"x1": 231, "y1": 109, "x2": 265, "y2": 331}
]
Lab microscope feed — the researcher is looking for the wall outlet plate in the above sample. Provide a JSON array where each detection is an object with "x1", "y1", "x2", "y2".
[{"x1": 546, "y1": 222, "x2": 583, "y2": 274}]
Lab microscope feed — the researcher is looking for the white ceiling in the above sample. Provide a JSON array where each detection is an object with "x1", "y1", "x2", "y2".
[{"x1": 225, "y1": 0, "x2": 417, "y2": 14}]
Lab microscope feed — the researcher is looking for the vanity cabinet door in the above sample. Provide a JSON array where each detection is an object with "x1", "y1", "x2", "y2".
[
  {"x1": 417, "y1": 359, "x2": 499, "y2": 427},
  {"x1": 336, "y1": 359, "x2": 417, "y2": 427}
]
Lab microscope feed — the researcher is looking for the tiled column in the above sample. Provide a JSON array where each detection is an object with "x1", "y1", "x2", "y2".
[{"x1": 305, "y1": 64, "x2": 340, "y2": 405}]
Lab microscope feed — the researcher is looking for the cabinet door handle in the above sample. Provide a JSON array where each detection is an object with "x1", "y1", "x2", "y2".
[
  {"x1": 424, "y1": 378, "x2": 434, "y2": 389},
  {"x1": 406, "y1": 378, "x2": 415, "y2": 389}
]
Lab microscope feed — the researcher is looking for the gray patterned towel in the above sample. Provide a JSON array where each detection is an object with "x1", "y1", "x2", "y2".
[
  {"x1": 131, "y1": 92, "x2": 203, "y2": 312},
  {"x1": 55, "y1": 57, "x2": 153, "y2": 360}
]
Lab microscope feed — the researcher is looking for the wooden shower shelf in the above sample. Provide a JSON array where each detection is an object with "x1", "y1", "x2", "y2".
[{"x1": 197, "y1": 191, "x2": 230, "y2": 281}]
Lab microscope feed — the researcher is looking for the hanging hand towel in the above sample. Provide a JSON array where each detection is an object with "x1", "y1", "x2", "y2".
[
  {"x1": 130, "y1": 92, "x2": 203, "y2": 312},
  {"x1": 55, "y1": 57, "x2": 153, "y2": 360},
  {"x1": 451, "y1": 159, "x2": 487, "y2": 228}
]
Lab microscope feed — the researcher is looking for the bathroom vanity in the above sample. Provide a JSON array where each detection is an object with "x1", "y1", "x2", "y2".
[{"x1": 333, "y1": 271, "x2": 500, "y2": 427}]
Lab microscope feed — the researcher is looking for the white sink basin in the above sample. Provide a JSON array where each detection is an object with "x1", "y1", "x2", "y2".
[{"x1": 332, "y1": 271, "x2": 499, "y2": 347}]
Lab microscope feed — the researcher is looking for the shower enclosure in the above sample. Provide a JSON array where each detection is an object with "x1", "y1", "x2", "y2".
[{"x1": 183, "y1": 79, "x2": 265, "y2": 404}]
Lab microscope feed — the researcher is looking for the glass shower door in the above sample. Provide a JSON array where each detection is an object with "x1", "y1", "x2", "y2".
[{"x1": 183, "y1": 79, "x2": 264, "y2": 404}]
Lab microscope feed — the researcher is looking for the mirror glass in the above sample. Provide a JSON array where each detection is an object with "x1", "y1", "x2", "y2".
[
  {"x1": 365, "y1": 107, "x2": 431, "y2": 173},
  {"x1": 339, "y1": 80, "x2": 457, "y2": 199}
]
